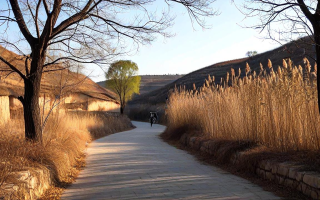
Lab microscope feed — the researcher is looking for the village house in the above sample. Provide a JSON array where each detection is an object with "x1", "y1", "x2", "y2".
[{"x1": 0, "y1": 46, "x2": 120, "y2": 123}]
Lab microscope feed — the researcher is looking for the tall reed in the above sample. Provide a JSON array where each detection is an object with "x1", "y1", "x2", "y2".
[{"x1": 166, "y1": 58, "x2": 320, "y2": 151}]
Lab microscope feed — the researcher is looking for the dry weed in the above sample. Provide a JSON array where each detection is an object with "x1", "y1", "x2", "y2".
[
  {"x1": 0, "y1": 110, "x2": 133, "y2": 198},
  {"x1": 166, "y1": 58, "x2": 320, "y2": 151}
]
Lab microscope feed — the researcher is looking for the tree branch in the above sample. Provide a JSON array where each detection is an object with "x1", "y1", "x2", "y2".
[
  {"x1": 0, "y1": 55, "x2": 26, "y2": 80},
  {"x1": 297, "y1": 0, "x2": 315, "y2": 23},
  {"x1": 8, "y1": 0, "x2": 35, "y2": 45}
]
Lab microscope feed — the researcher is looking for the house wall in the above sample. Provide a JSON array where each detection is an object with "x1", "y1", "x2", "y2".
[
  {"x1": 88, "y1": 100, "x2": 120, "y2": 112},
  {"x1": 39, "y1": 95, "x2": 53, "y2": 111},
  {"x1": 64, "y1": 93, "x2": 88, "y2": 104},
  {"x1": 9, "y1": 96, "x2": 22, "y2": 110},
  {"x1": 9, "y1": 95, "x2": 56, "y2": 112},
  {"x1": 0, "y1": 96, "x2": 10, "y2": 123}
]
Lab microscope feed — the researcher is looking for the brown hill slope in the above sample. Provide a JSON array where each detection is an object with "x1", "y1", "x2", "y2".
[
  {"x1": 97, "y1": 74, "x2": 184, "y2": 94},
  {"x1": 0, "y1": 46, "x2": 118, "y2": 103},
  {"x1": 129, "y1": 37, "x2": 316, "y2": 104}
]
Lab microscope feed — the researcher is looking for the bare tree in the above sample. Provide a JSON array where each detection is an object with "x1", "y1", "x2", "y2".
[
  {"x1": 0, "y1": 0, "x2": 217, "y2": 142},
  {"x1": 238, "y1": 0, "x2": 320, "y2": 113}
]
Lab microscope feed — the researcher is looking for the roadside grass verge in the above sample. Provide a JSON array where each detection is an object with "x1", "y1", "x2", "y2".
[{"x1": 0, "y1": 111, "x2": 133, "y2": 199}]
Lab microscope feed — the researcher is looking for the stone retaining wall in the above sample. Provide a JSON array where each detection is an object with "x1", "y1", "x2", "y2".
[
  {"x1": 179, "y1": 134, "x2": 320, "y2": 200},
  {"x1": 0, "y1": 168, "x2": 51, "y2": 200}
]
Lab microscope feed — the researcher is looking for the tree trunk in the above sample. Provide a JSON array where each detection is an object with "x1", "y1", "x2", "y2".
[
  {"x1": 120, "y1": 106, "x2": 124, "y2": 114},
  {"x1": 23, "y1": 55, "x2": 44, "y2": 142},
  {"x1": 120, "y1": 100, "x2": 125, "y2": 114},
  {"x1": 314, "y1": 26, "x2": 320, "y2": 114}
]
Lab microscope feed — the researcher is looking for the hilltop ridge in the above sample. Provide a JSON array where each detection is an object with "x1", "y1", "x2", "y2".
[{"x1": 129, "y1": 36, "x2": 316, "y2": 104}]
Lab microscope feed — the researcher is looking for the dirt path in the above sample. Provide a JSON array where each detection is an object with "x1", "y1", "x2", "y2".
[{"x1": 61, "y1": 121, "x2": 282, "y2": 200}]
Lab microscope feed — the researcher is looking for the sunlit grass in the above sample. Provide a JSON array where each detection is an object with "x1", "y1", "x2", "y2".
[
  {"x1": 166, "y1": 58, "x2": 320, "y2": 151},
  {"x1": 0, "y1": 111, "x2": 132, "y2": 198}
]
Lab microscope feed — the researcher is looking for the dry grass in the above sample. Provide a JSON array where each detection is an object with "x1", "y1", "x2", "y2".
[
  {"x1": 0, "y1": 110, "x2": 133, "y2": 199},
  {"x1": 166, "y1": 58, "x2": 320, "y2": 152}
]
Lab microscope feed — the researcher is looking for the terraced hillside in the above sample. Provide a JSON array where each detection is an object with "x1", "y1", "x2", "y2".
[
  {"x1": 129, "y1": 37, "x2": 316, "y2": 105},
  {"x1": 97, "y1": 74, "x2": 184, "y2": 94}
]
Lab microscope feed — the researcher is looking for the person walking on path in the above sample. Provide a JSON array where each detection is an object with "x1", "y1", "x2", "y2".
[{"x1": 149, "y1": 112, "x2": 158, "y2": 127}]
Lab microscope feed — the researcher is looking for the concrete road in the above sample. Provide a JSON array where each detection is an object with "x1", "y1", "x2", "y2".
[{"x1": 61, "y1": 121, "x2": 281, "y2": 200}]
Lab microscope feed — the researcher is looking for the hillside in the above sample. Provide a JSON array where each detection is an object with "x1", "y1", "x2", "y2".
[
  {"x1": 129, "y1": 36, "x2": 316, "y2": 104},
  {"x1": 97, "y1": 74, "x2": 184, "y2": 94},
  {"x1": 0, "y1": 45, "x2": 118, "y2": 103}
]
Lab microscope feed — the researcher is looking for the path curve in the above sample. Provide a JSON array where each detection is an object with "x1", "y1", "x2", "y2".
[{"x1": 62, "y1": 121, "x2": 281, "y2": 200}]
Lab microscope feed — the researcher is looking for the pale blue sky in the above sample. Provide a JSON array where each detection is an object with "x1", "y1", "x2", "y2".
[
  {"x1": 87, "y1": 1, "x2": 281, "y2": 82},
  {"x1": 0, "y1": 1, "x2": 281, "y2": 82}
]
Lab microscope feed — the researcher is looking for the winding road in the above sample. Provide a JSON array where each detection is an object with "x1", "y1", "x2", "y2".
[{"x1": 61, "y1": 121, "x2": 281, "y2": 200}]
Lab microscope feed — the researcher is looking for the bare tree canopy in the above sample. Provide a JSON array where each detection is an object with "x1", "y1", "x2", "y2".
[
  {"x1": 237, "y1": 0, "x2": 320, "y2": 113},
  {"x1": 0, "y1": 0, "x2": 218, "y2": 142},
  {"x1": 237, "y1": 1, "x2": 318, "y2": 43},
  {"x1": 1, "y1": 0, "x2": 217, "y2": 66}
]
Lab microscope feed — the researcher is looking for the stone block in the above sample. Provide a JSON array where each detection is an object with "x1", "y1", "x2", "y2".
[
  {"x1": 301, "y1": 183, "x2": 308, "y2": 193},
  {"x1": 256, "y1": 168, "x2": 260, "y2": 175},
  {"x1": 311, "y1": 190, "x2": 318, "y2": 200},
  {"x1": 303, "y1": 173, "x2": 320, "y2": 189},
  {"x1": 291, "y1": 180, "x2": 299, "y2": 189},
  {"x1": 284, "y1": 179, "x2": 294, "y2": 188},
  {"x1": 278, "y1": 176, "x2": 285, "y2": 185},
  {"x1": 295, "y1": 171, "x2": 305, "y2": 182},
  {"x1": 271, "y1": 164, "x2": 278, "y2": 174},
  {"x1": 258, "y1": 169, "x2": 266, "y2": 179},
  {"x1": 264, "y1": 161, "x2": 273, "y2": 171},
  {"x1": 265, "y1": 171, "x2": 274, "y2": 181},
  {"x1": 259, "y1": 160, "x2": 272, "y2": 171},
  {"x1": 288, "y1": 168, "x2": 298, "y2": 180},
  {"x1": 259, "y1": 160, "x2": 267, "y2": 169},
  {"x1": 277, "y1": 163, "x2": 289, "y2": 177},
  {"x1": 297, "y1": 182, "x2": 303, "y2": 192},
  {"x1": 304, "y1": 187, "x2": 312, "y2": 197}
]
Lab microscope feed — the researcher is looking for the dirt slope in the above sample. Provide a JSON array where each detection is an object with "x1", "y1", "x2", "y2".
[{"x1": 129, "y1": 37, "x2": 316, "y2": 104}]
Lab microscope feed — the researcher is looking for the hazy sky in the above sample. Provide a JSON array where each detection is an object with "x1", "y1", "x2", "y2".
[{"x1": 86, "y1": 1, "x2": 281, "y2": 82}]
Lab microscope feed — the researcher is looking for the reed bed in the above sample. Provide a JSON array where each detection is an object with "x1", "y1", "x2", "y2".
[{"x1": 166, "y1": 58, "x2": 320, "y2": 151}]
